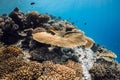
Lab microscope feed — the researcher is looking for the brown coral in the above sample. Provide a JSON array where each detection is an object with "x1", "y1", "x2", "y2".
[
  {"x1": 0, "y1": 46, "x2": 82, "y2": 80},
  {"x1": 90, "y1": 59, "x2": 120, "y2": 80},
  {"x1": 0, "y1": 46, "x2": 23, "y2": 61},
  {"x1": 27, "y1": 11, "x2": 50, "y2": 27},
  {"x1": 1, "y1": 61, "x2": 43, "y2": 80},
  {"x1": 96, "y1": 48, "x2": 117, "y2": 62},
  {"x1": 32, "y1": 31, "x2": 92, "y2": 48},
  {"x1": 83, "y1": 36, "x2": 94, "y2": 48},
  {"x1": 2, "y1": 45, "x2": 23, "y2": 57},
  {"x1": 64, "y1": 60, "x2": 83, "y2": 78},
  {"x1": 32, "y1": 27, "x2": 46, "y2": 34},
  {"x1": 1, "y1": 60, "x2": 82, "y2": 80},
  {"x1": 38, "y1": 60, "x2": 82, "y2": 80},
  {"x1": 0, "y1": 57, "x2": 28, "y2": 77}
]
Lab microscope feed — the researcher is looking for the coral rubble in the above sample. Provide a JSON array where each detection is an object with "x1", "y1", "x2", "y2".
[{"x1": 0, "y1": 8, "x2": 119, "y2": 80}]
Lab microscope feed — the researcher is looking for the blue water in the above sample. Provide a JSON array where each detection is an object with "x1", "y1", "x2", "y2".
[{"x1": 0, "y1": 0, "x2": 120, "y2": 62}]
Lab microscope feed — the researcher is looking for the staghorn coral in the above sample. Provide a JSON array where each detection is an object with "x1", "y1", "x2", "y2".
[{"x1": 90, "y1": 59, "x2": 120, "y2": 80}]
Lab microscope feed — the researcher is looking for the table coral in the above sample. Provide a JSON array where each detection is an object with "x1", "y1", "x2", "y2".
[
  {"x1": 96, "y1": 47, "x2": 117, "y2": 62},
  {"x1": 32, "y1": 31, "x2": 93, "y2": 48}
]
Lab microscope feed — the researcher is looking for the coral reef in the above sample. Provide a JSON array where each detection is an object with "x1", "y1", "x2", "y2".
[
  {"x1": 90, "y1": 59, "x2": 120, "y2": 80},
  {"x1": 26, "y1": 11, "x2": 50, "y2": 27},
  {"x1": 61, "y1": 46, "x2": 96, "y2": 80},
  {"x1": 9, "y1": 7, "x2": 26, "y2": 29},
  {"x1": 0, "y1": 8, "x2": 120, "y2": 80},
  {"x1": 0, "y1": 46, "x2": 82, "y2": 80}
]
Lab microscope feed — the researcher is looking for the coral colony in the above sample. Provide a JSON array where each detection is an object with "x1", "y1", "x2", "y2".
[{"x1": 0, "y1": 8, "x2": 120, "y2": 80}]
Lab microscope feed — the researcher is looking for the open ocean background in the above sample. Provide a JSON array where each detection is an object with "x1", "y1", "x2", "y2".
[{"x1": 0, "y1": 0, "x2": 120, "y2": 62}]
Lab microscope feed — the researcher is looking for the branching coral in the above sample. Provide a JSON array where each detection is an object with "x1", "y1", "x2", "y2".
[
  {"x1": 0, "y1": 46, "x2": 82, "y2": 80},
  {"x1": 1, "y1": 61, "x2": 43, "y2": 80},
  {"x1": 26, "y1": 11, "x2": 50, "y2": 27},
  {"x1": 0, "y1": 57, "x2": 28, "y2": 77},
  {"x1": 1, "y1": 60, "x2": 82, "y2": 80},
  {"x1": 90, "y1": 59, "x2": 120, "y2": 80}
]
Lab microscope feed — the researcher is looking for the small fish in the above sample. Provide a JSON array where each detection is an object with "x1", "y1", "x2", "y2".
[
  {"x1": 84, "y1": 22, "x2": 87, "y2": 25},
  {"x1": 30, "y1": 2, "x2": 35, "y2": 5},
  {"x1": 58, "y1": 16, "x2": 61, "y2": 19},
  {"x1": 2, "y1": 13, "x2": 7, "y2": 16},
  {"x1": 14, "y1": 7, "x2": 19, "y2": 12}
]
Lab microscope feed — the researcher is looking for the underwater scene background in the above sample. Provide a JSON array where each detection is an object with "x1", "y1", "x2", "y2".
[{"x1": 0, "y1": 0, "x2": 120, "y2": 62}]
